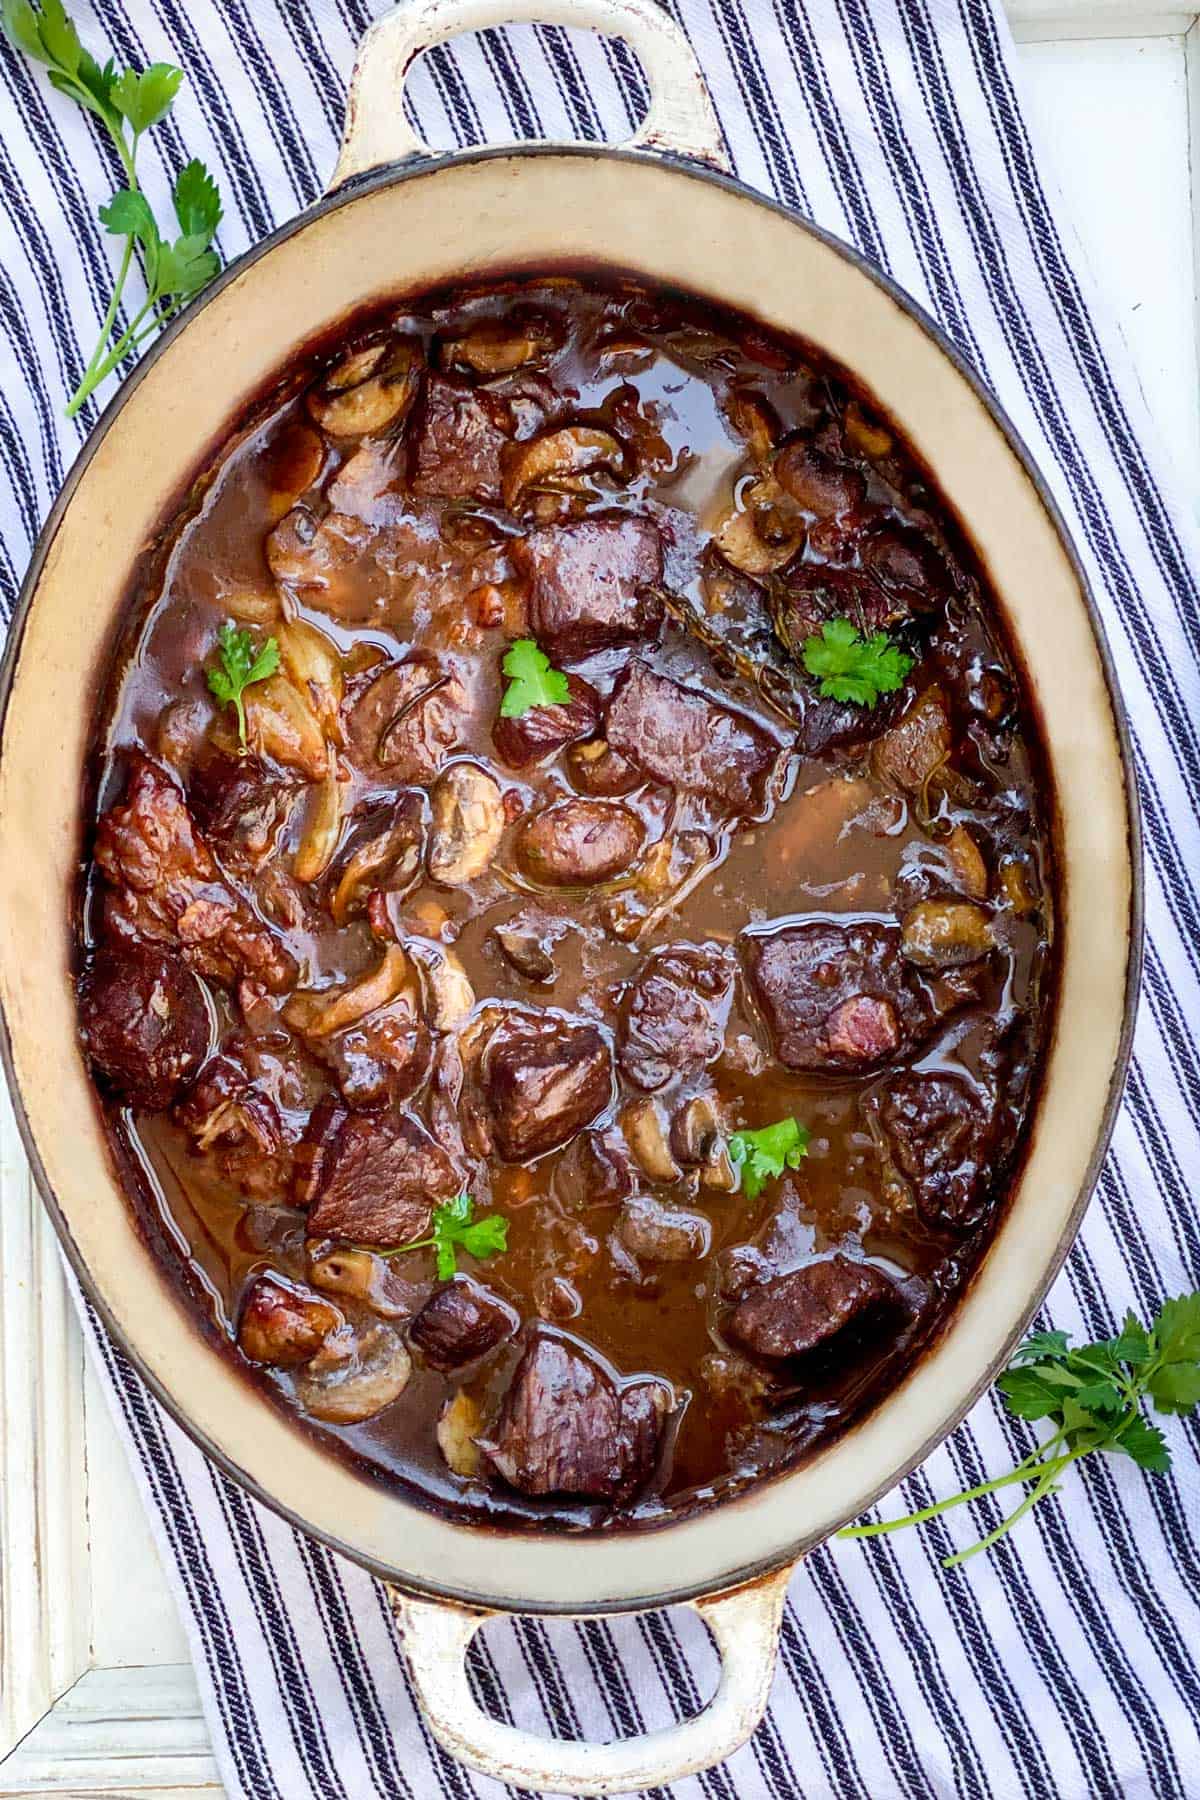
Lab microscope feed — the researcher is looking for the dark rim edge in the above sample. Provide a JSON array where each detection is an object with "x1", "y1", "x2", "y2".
[{"x1": 0, "y1": 142, "x2": 1145, "y2": 1616}]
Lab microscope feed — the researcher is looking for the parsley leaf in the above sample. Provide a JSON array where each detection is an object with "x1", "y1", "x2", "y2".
[
  {"x1": 728, "y1": 1117, "x2": 809, "y2": 1201},
  {"x1": 801, "y1": 617, "x2": 914, "y2": 708},
  {"x1": 838, "y1": 1291, "x2": 1200, "y2": 1568},
  {"x1": 206, "y1": 621, "x2": 279, "y2": 748},
  {"x1": 1, "y1": 0, "x2": 223, "y2": 418},
  {"x1": 499, "y1": 638, "x2": 571, "y2": 718},
  {"x1": 378, "y1": 1194, "x2": 509, "y2": 1281}
]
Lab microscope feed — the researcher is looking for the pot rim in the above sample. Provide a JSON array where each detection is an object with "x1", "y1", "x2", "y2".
[{"x1": 0, "y1": 141, "x2": 1144, "y2": 1613}]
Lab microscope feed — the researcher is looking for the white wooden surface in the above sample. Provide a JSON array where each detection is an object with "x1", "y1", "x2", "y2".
[{"x1": 1, "y1": 3, "x2": 1198, "y2": 1793}]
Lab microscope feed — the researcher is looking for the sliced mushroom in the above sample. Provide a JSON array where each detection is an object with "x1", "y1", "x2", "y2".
[
  {"x1": 293, "y1": 773, "x2": 345, "y2": 883},
  {"x1": 501, "y1": 424, "x2": 628, "y2": 512},
  {"x1": 437, "y1": 1388, "x2": 484, "y2": 1478},
  {"x1": 243, "y1": 673, "x2": 329, "y2": 781},
  {"x1": 283, "y1": 943, "x2": 415, "y2": 1038},
  {"x1": 901, "y1": 900, "x2": 995, "y2": 969},
  {"x1": 306, "y1": 339, "x2": 422, "y2": 438},
  {"x1": 428, "y1": 763, "x2": 505, "y2": 887},
  {"x1": 295, "y1": 1323, "x2": 412, "y2": 1423},
  {"x1": 722, "y1": 389, "x2": 779, "y2": 464},
  {"x1": 941, "y1": 824, "x2": 988, "y2": 901},
  {"x1": 620, "y1": 1097, "x2": 682, "y2": 1184},
  {"x1": 1000, "y1": 858, "x2": 1040, "y2": 916},
  {"x1": 330, "y1": 810, "x2": 424, "y2": 926},
  {"x1": 277, "y1": 618, "x2": 344, "y2": 740},
  {"x1": 440, "y1": 314, "x2": 559, "y2": 377},
  {"x1": 712, "y1": 474, "x2": 803, "y2": 576},
  {"x1": 670, "y1": 1092, "x2": 725, "y2": 1166},
  {"x1": 844, "y1": 400, "x2": 894, "y2": 460},
  {"x1": 263, "y1": 422, "x2": 326, "y2": 521},
  {"x1": 617, "y1": 1195, "x2": 710, "y2": 1263},
  {"x1": 306, "y1": 1244, "x2": 419, "y2": 1320},
  {"x1": 411, "y1": 943, "x2": 476, "y2": 1030}
]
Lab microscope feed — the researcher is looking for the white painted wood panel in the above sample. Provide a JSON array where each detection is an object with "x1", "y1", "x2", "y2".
[{"x1": 1, "y1": 3, "x2": 1197, "y2": 1792}]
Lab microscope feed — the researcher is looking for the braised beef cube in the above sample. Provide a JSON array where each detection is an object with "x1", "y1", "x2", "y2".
[
  {"x1": 478, "y1": 1333, "x2": 671, "y2": 1500},
  {"x1": 874, "y1": 1072, "x2": 998, "y2": 1231},
  {"x1": 344, "y1": 655, "x2": 468, "y2": 784},
  {"x1": 410, "y1": 374, "x2": 510, "y2": 502},
  {"x1": 238, "y1": 1274, "x2": 342, "y2": 1368},
  {"x1": 774, "y1": 438, "x2": 866, "y2": 518},
  {"x1": 741, "y1": 920, "x2": 936, "y2": 1073},
  {"x1": 292, "y1": 1095, "x2": 349, "y2": 1208},
  {"x1": 315, "y1": 1007, "x2": 433, "y2": 1110},
  {"x1": 870, "y1": 687, "x2": 952, "y2": 794},
  {"x1": 514, "y1": 798, "x2": 644, "y2": 887},
  {"x1": 177, "y1": 1035, "x2": 321, "y2": 1202},
  {"x1": 78, "y1": 940, "x2": 209, "y2": 1109},
  {"x1": 617, "y1": 1195, "x2": 710, "y2": 1263},
  {"x1": 862, "y1": 523, "x2": 960, "y2": 610},
  {"x1": 481, "y1": 1009, "x2": 613, "y2": 1160},
  {"x1": 492, "y1": 672, "x2": 601, "y2": 768},
  {"x1": 307, "y1": 1109, "x2": 459, "y2": 1247},
  {"x1": 514, "y1": 516, "x2": 664, "y2": 661},
  {"x1": 618, "y1": 944, "x2": 734, "y2": 1092},
  {"x1": 94, "y1": 754, "x2": 296, "y2": 994},
  {"x1": 774, "y1": 562, "x2": 907, "y2": 654},
  {"x1": 554, "y1": 1126, "x2": 638, "y2": 1209},
  {"x1": 409, "y1": 1278, "x2": 517, "y2": 1371},
  {"x1": 727, "y1": 1255, "x2": 901, "y2": 1360},
  {"x1": 187, "y1": 751, "x2": 295, "y2": 870},
  {"x1": 605, "y1": 661, "x2": 780, "y2": 814}
]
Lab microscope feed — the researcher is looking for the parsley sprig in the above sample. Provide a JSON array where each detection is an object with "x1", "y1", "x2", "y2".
[
  {"x1": 728, "y1": 1116, "x2": 810, "y2": 1200},
  {"x1": 2, "y1": 0, "x2": 223, "y2": 417},
  {"x1": 381, "y1": 1194, "x2": 509, "y2": 1282},
  {"x1": 839, "y1": 1295, "x2": 1200, "y2": 1568},
  {"x1": 499, "y1": 638, "x2": 570, "y2": 718},
  {"x1": 802, "y1": 617, "x2": 913, "y2": 708},
  {"x1": 206, "y1": 621, "x2": 279, "y2": 749}
]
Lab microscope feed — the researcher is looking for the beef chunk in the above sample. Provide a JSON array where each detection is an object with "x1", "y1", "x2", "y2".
[
  {"x1": 514, "y1": 798, "x2": 643, "y2": 887},
  {"x1": 344, "y1": 656, "x2": 468, "y2": 784},
  {"x1": 618, "y1": 944, "x2": 734, "y2": 1092},
  {"x1": 410, "y1": 375, "x2": 510, "y2": 502},
  {"x1": 481, "y1": 1009, "x2": 613, "y2": 1160},
  {"x1": 178, "y1": 1036, "x2": 317, "y2": 1201},
  {"x1": 78, "y1": 940, "x2": 209, "y2": 1109},
  {"x1": 870, "y1": 687, "x2": 952, "y2": 794},
  {"x1": 238, "y1": 1274, "x2": 342, "y2": 1368},
  {"x1": 514, "y1": 516, "x2": 664, "y2": 661},
  {"x1": 727, "y1": 1255, "x2": 900, "y2": 1360},
  {"x1": 94, "y1": 754, "x2": 296, "y2": 994},
  {"x1": 742, "y1": 921, "x2": 936, "y2": 1073},
  {"x1": 314, "y1": 1006, "x2": 433, "y2": 1109},
  {"x1": 862, "y1": 523, "x2": 960, "y2": 612},
  {"x1": 554, "y1": 1127, "x2": 638, "y2": 1209},
  {"x1": 187, "y1": 751, "x2": 295, "y2": 871},
  {"x1": 874, "y1": 1072, "x2": 998, "y2": 1231},
  {"x1": 617, "y1": 1196, "x2": 710, "y2": 1263},
  {"x1": 492, "y1": 672, "x2": 600, "y2": 768},
  {"x1": 306, "y1": 1109, "x2": 459, "y2": 1247},
  {"x1": 605, "y1": 661, "x2": 780, "y2": 814},
  {"x1": 409, "y1": 1278, "x2": 517, "y2": 1371},
  {"x1": 478, "y1": 1333, "x2": 671, "y2": 1500},
  {"x1": 292, "y1": 1095, "x2": 348, "y2": 1209}
]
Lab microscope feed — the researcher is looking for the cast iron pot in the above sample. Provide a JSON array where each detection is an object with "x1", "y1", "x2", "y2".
[{"x1": 0, "y1": 0, "x2": 1141, "y2": 1789}]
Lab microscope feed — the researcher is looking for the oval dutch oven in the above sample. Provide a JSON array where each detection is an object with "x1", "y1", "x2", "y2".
[{"x1": 0, "y1": 0, "x2": 1141, "y2": 1789}]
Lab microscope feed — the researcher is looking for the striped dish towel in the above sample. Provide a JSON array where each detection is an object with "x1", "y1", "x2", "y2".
[{"x1": 3, "y1": 2, "x2": 1199, "y2": 1795}]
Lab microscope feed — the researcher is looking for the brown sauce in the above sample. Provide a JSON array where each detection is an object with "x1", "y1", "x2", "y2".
[{"x1": 75, "y1": 274, "x2": 1056, "y2": 1529}]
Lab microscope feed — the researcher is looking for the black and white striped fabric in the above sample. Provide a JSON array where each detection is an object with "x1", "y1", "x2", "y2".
[{"x1": 4, "y1": 2, "x2": 1200, "y2": 1795}]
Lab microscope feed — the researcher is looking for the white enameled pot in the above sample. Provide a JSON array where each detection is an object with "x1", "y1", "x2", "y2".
[{"x1": 0, "y1": 0, "x2": 1140, "y2": 1789}]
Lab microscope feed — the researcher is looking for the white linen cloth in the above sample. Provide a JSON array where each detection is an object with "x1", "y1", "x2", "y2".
[{"x1": 2, "y1": 3, "x2": 1199, "y2": 1795}]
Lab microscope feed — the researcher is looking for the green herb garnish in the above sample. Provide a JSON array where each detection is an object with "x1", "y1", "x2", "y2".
[
  {"x1": 801, "y1": 617, "x2": 913, "y2": 708},
  {"x1": 2, "y1": 0, "x2": 223, "y2": 418},
  {"x1": 499, "y1": 638, "x2": 570, "y2": 718},
  {"x1": 839, "y1": 1294, "x2": 1200, "y2": 1568},
  {"x1": 383, "y1": 1194, "x2": 509, "y2": 1281},
  {"x1": 728, "y1": 1117, "x2": 810, "y2": 1200},
  {"x1": 206, "y1": 621, "x2": 279, "y2": 749}
]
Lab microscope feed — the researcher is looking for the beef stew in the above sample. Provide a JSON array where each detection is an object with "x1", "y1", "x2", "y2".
[{"x1": 74, "y1": 274, "x2": 1055, "y2": 1529}]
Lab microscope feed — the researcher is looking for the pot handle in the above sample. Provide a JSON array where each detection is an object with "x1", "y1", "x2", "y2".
[
  {"x1": 390, "y1": 1562, "x2": 792, "y2": 1794},
  {"x1": 330, "y1": 0, "x2": 728, "y2": 189}
]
